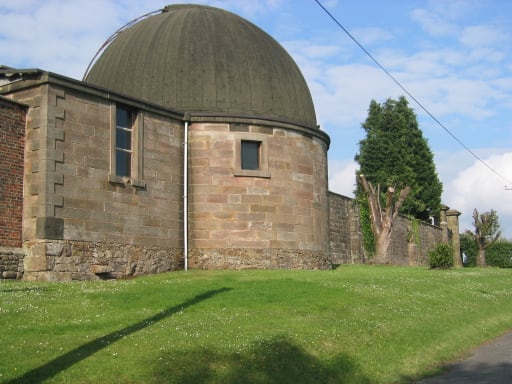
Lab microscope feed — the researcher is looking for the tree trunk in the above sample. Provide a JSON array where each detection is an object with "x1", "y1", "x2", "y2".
[
  {"x1": 358, "y1": 174, "x2": 410, "y2": 265},
  {"x1": 374, "y1": 231, "x2": 391, "y2": 264},
  {"x1": 477, "y1": 248, "x2": 487, "y2": 267}
]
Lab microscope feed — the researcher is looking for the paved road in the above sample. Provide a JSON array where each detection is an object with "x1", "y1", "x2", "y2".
[{"x1": 416, "y1": 330, "x2": 512, "y2": 383}]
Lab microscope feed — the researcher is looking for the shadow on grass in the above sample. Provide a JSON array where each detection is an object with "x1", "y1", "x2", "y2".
[
  {"x1": 153, "y1": 336, "x2": 371, "y2": 384},
  {"x1": 6, "y1": 288, "x2": 231, "y2": 384}
]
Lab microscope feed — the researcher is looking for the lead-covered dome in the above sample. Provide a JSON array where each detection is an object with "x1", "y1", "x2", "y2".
[{"x1": 84, "y1": 4, "x2": 317, "y2": 129}]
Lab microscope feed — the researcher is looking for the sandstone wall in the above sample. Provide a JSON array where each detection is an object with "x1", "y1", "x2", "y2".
[
  {"x1": 329, "y1": 192, "x2": 443, "y2": 266},
  {"x1": 5, "y1": 76, "x2": 186, "y2": 279},
  {"x1": 329, "y1": 193, "x2": 366, "y2": 264},
  {"x1": 188, "y1": 122, "x2": 330, "y2": 269},
  {"x1": 0, "y1": 72, "x2": 446, "y2": 280},
  {"x1": 388, "y1": 215, "x2": 443, "y2": 266}
]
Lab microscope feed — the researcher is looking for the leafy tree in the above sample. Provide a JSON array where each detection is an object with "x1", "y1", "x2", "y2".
[
  {"x1": 465, "y1": 209, "x2": 501, "y2": 267},
  {"x1": 355, "y1": 96, "x2": 442, "y2": 222}
]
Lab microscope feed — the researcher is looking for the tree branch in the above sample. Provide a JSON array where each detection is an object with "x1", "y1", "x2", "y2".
[
  {"x1": 393, "y1": 186, "x2": 411, "y2": 219},
  {"x1": 358, "y1": 174, "x2": 382, "y2": 235},
  {"x1": 385, "y1": 186, "x2": 394, "y2": 221}
]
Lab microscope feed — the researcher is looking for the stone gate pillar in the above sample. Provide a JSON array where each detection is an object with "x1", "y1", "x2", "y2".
[{"x1": 447, "y1": 209, "x2": 462, "y2": 267}]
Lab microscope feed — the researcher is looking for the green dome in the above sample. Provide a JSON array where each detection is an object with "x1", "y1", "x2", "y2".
[{"x1": 84, "y1": 4, "x2": 317, "y2": 129}]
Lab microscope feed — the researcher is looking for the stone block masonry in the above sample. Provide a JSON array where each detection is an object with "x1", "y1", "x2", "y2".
[
  {"x1": 0, "y1": 70, "x2": 453, "y2": 280},
  {"x1": 21, "y1": 240, "x2": 183, "y2": 281},
  {"x1": 0, "y1": 97, "x2": 26, "y2": 248},
  {"x1": 2, "y1": 72, "x2": 186, "y2": 280},
  {"x1": 329, "y1": 192, "x2": 444, "y2": 266},
  {"x1": 0, "y1": 247, "x2": 24, "y2": 279},
  {"x1": 187, "y1": 122, "x2": 331, "y2": 269},
  {"x1": 189, "y1": 248, "x2": 330, "y2": 270},
  {"x1": 329, "y1": 193, "x2": 365, "y2": 264}
]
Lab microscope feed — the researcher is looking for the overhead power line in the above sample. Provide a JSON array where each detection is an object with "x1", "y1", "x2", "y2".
[{"x1": 313, "y1": 0, "x2": 512, "y2": 188}]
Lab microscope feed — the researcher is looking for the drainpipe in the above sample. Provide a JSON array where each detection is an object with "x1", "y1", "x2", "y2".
[{"x1": 183, "y1": 114, "x2": 190, "y2": 271}]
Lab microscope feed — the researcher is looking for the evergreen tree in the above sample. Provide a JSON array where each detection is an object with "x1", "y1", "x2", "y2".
[{"x1": 355, "y1": 96, "x2": 442, "y2": 221}]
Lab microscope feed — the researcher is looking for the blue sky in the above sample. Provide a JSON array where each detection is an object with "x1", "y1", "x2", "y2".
[{"x1": 1, "y1": 0, "x2": 512, "y2": 238}]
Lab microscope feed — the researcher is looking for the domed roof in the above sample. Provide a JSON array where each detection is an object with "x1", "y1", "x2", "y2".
[{"x1": 84, "y1": 4, "x2": 317, "y2": 129}]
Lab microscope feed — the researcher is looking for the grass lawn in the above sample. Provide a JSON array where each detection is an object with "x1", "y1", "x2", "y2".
[{"x1": 1, "y1": 265, "x2": 511, "y2": 383}]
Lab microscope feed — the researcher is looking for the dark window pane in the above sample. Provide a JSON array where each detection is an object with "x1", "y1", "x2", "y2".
[
  {"x1": 241, "y1": 141, "x2": 260, "y2": 170},
  {"x1": 115, "y1": 106, "x2": 133, "y2": 177},
  {"x1": 116, "y1": 128, "x2": 131, "y2": 150},
  {"x1": 116, "y1": 108, "x2": 131, "y2": 128},
  {"x1": 116, "y1": 150, "x2": 131, "y2": 177}
]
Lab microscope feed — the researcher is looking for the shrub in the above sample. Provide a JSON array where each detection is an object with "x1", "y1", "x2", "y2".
[
  {"x1": 486, "y1": 241, "x2": 512, "y2": 268},
  {"x1": 428, "y1": 243, "x2": 454, "y2": 269}
]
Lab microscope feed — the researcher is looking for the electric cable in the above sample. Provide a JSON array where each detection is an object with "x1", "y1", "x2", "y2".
[{"x1": 313, "y1": 0, "x2": 512, "y2": 188}]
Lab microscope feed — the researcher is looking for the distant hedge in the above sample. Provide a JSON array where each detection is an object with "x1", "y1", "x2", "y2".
[
  {"x1": 460, "y1": 234, "x2": 512, "y2": 268},
  {"x1": 486, "y1": 242, "x2": 512, "y2": 268}
]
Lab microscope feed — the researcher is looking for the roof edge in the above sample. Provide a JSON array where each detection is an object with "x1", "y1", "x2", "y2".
[{"x1": 189, "y1": 113, "x2": 330, "y2": 149}]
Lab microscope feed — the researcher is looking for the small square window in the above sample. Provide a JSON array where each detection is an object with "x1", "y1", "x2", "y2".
[
  {"x1": 234, "y1": 134, "x2": 270, "y2": 178},
  {"x1": 241, "y1": 140, "x2": 260, "y2": 170}
]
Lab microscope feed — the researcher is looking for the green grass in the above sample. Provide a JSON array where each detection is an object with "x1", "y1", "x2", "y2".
[{"x1": 1, "y1": 265, "x2": 511, "y2": 383}]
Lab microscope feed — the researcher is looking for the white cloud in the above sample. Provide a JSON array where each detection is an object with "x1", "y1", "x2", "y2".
[
  {"x1": 0, "y1": 0, "x2": 136, "y2": 79},
  {"x1": 210, "y1": 0, "x2": 283, "y2": 16},
  {"x1": 408, "y1": 77, "x2": 500, "y2": 120},
  {"x1": 444, "y1": 152, "x2": 512, "y2": 238},
  {"x1": 320, "y1": 0, "x2": 339, "y2": 8},
  {"x1": 410, "y1": 8, "x2": 457, "y2": 37},
  {"x1": 286, "y1": 41, "x2": 344, "y2": 60},
  {"x1": 328, "y1": 160, "x2": 358, "y2": 197},
  {"x1": 307, "y1": 64, "x2": 400, "y2": 128},
  {"x1": 352, "y1": 27, "x2": 394, "y2": 46},
  {"x1": 460, "y1": 25, "x2": 509, "y2": 48}
]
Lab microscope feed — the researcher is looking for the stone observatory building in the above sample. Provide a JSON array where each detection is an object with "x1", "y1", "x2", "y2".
[{"x1": 0, "y1": 4, "x2": 332, "y2": 280}]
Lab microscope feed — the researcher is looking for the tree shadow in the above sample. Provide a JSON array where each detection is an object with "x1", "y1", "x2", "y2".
[
  {"x1": 6, "y1": 288, "x2": 232, "y2": 384},
  {"x1": 152, "y1": 336, "x2": 371, "y2": 384}
]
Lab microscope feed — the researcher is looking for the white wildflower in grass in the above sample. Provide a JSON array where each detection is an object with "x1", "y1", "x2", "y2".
[{"x1": 0, "y1": 266, "x2": 511, "y2": 383}]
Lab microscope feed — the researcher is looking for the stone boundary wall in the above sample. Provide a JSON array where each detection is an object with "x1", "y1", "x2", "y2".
[
  {"x1": 0, "y1": 247, "x2": 24, "y2": 279},
  {"x1": 329, "y1": 193, "x2": 366, "y2": 264},
  {"x1": 388, "y1": 215, "x2": 443, "y2": 266},
  {"x1": 329, "y1": 192, "x2": 442, "y2": 266}
]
